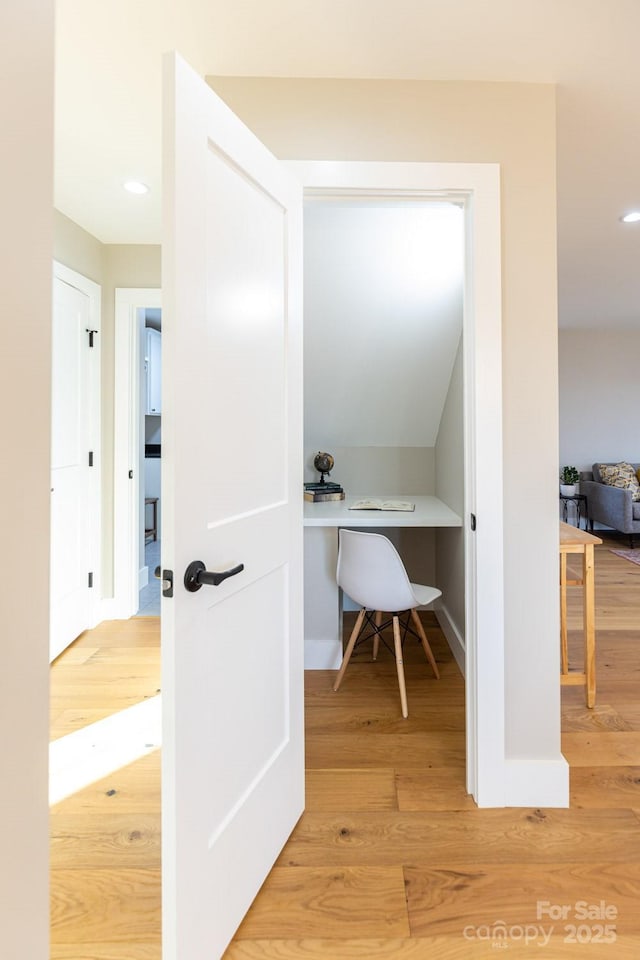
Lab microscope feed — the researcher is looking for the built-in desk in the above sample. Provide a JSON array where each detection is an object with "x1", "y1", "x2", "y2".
[
  {"x1": 303, "y1": 495, "x2": 462, "y2": 668},
  {"x1": 304, "y1": 494, "x2": 462, "y2": 528}
]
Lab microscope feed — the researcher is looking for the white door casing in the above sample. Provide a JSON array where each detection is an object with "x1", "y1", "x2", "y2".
[
  {"x1": 288, "y1": 161, "x2": 506, "y2": 806},
  {"x1": 50, "y1": 263, "x2": 101, "y2": 661},
  {"x1": 162, "y1": 53, "x2": 304, "y2": 959},
  {"x1": 289, "y1": 163, "x2": 566, "y2": 808},
  {"x1": 114, "y1": 288, "x2": 162, "y2": 619}
]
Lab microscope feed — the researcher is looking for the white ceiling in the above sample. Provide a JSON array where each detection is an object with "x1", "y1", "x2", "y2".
[{"x1": 55, "y1": 0, "x2": 640, "y2": 328}]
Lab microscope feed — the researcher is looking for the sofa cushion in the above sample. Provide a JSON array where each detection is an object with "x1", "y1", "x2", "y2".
[
  {"x1": 597, "y1": 462, "x2": 640, "y2": 501},
  {"x1": 634, "y1": 503, "x2": 640, "y2": 520}
]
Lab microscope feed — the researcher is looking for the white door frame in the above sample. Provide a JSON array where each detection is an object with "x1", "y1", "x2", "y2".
[
  {"x1": 113, "y1": 165, "x2": 504, "y2": 805},
  {"x1": 288, "y1": 160, "x2": 505, "y2": 807},
  {"x1": 110, "y1": 163, "x2": 568, "y2": 808},
  {"x1": 114, "y1": 287, "x2": 162, "y2": 618},
  {"x1": 52, "y1": 260, "x2": 102, "y2": 636}
]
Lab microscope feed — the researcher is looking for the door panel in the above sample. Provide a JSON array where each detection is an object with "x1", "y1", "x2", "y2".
[
  {"x1": 197, "y1": 146, "x2": 287, "y2": 521},
  {"x1": 162, "y1": 53, "x2": 303, "y2": 960},
  {"x1": 203, "y1": 565, "x2": 289, "y2": 843},
  {"x1": 50, "y1": 278, "x2": 91, "y2": 661}
]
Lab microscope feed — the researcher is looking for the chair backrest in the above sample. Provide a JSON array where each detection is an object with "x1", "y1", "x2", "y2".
[{"x1": 336, "y1": 528, "x2": 418, "y2": 612}]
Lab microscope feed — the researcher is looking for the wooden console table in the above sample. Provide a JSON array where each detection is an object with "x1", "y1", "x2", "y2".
[{"x1": 559, "y1": 521, "x2": 602, "y2": 707}]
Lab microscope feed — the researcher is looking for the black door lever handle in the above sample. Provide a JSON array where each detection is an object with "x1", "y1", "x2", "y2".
[{"x1": 184, "y1": 560, "x2": 244, "y2": 592}]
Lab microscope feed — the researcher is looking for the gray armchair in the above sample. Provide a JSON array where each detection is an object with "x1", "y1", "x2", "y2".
[{"x1": 581, "y1": 462, "x2": 640, "y2": 547}]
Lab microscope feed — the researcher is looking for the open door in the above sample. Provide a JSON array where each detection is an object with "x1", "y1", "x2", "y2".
[{"x1": 161, "y1": 53, "x2": 304, "y2": 959}]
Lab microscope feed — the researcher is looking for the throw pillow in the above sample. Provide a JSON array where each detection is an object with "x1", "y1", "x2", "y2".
[{"x1": 598, "y1": 462, "x2": 640, "y2": 501}]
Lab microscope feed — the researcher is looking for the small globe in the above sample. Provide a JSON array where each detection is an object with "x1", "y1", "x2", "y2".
[{"x1": 314, "y1": 451, "x2": 334, "y2": 476}]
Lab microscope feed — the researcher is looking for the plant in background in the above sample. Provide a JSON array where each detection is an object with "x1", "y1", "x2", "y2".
[{"x1": 560, "y1": 465, "x2": 580, "y2": 485}]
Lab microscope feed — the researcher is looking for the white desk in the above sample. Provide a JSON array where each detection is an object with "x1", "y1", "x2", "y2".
[
  {"x1": 303, "y1": 495, "x2": 462, "y2": 668},
  {"x1": 304, "y1": 494, "x2": 463, "y2": 528}
]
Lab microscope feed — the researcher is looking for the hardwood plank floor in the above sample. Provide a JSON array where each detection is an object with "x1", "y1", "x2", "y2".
[
  {"x1": 50, "y1": 619, "x2": 162, "y2": 960},
  {"x1": 50, "y1": 532, "x2": 640, "y2": 958},
  {"x1": 233, "y1": 866, "x2": 410, "y2": 940}
]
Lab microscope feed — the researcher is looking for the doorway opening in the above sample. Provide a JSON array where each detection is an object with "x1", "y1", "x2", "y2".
[
  {"x1": 113, "y1": 162, "x2": 506, "y2": 806},
  {"x1": 290, "y1": 160, "x2": 504, "y2": 806},
  {"x1": 114, "y1": 288, "x2": 162, "y2": 619},
  {"x1": 138, "y1": 308, "x2": 162, "y2": 616},
  {"x1": 302, "y1": 194, "x2": 466, "y2": 667}
]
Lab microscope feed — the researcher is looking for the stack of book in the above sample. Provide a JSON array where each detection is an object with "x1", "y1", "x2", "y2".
[{"x1": 304, "y1": 481, "x2": 345, "y2": 502}]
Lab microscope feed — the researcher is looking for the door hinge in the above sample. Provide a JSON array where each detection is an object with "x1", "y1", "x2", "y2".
[
  {"x1": 470, "y1": 513, "x2": 477, "y2": 531},
  {"x1": 128, "y1": 469, "x2": 134, "y2": 479},
  {"x1": 88, "y1": 451, "x2": 94, "y2": 467},
  {"x1": 88, "y1": 571, "x2": 94, "y2": 588},
  {"x1": 86, "y1": 328, "x2": 98, "y2": 348}
]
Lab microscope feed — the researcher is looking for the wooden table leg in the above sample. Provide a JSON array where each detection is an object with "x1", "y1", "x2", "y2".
[
  {"x1": 560, "y1": 552, "x2": 568, "y2": 674},
  {"x1": 583, "y1": 543, "x2": 596, "y2": 708}
]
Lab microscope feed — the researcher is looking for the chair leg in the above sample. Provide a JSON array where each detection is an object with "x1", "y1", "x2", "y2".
[
  {"x1": 372, "y1": 610, "x2": 382, "y2": 660},
  {"x1": 392, "y1": 615, "x2": 409, "y2": 719},
  {"x1": 333, "y1": 608, "x2": 366, "y2": 692},
  {"x1": 410, "y1": 608, "x2": 440, "y2": 680}
]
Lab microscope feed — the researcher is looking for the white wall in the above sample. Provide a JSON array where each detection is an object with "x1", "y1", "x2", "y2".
[
  {"x1": 435, "y1": 334, "x2": 465, "y2": 661},
  {"x1": 559, "y1": 329, "x2": 640, "y2": 472},
  {"x1": 54, "y1": 210, "x2": 103, "y2": 284},
  {"x1": 0, "y1": 0, "x2": 53, "y2": 954},
  {"x1": 304, "y1": 444, "x2": 435, "y2": 493},
  {"x1": 53, "y1": 212, "x2": 161, "y2": 595}
]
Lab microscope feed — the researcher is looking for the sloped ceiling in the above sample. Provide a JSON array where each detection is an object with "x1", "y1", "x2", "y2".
[{"x1": 304, "y1": 201, "x2": 463, "y2": 447}]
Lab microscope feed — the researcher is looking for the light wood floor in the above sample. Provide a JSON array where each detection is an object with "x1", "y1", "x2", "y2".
[{"x1": 50, "y1": 532, "x2": 640, "y2": 958}]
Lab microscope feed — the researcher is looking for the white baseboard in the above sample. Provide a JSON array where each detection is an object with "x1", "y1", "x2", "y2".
[
  {"x1": 435, "y1": 601, "x2": 466, "y2": 676},
  {"x1": 98, "y1": 597, "x2": 118, "y2": 622},
  {"x1": 504, "y1": 756, "x2": 570, "y2": 808},
  {"x1": 139, "y1": 565, "x2": 149, "y2": 590}
]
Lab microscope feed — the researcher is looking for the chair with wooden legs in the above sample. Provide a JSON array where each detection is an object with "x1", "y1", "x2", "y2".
[{"x1": 333, "y1": 529, "x2": 441, "y2": 718}]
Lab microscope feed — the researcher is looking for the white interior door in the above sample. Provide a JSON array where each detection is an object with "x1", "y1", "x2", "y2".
[
  {"x1": 50, "y1": 268, "x2": 100, "y2": 661},
  {"x1": 161, "y1": 53, "x2": 304, "y2": 959}
]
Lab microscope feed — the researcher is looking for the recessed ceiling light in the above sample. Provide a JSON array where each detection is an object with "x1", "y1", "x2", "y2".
[
  {"x1": 123, "y1": 180, "x2": 150, "y2": 195},
  {"x1": 620, "y1": 211, "x2": 640, "y2": 223}
]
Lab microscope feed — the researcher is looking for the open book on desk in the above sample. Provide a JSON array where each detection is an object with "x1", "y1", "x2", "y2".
[{"x1": 349, "y1": 498, "x2": 415, "y2": 512}]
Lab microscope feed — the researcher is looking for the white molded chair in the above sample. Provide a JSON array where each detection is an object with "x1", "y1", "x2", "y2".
[{"x1": 333, "y1": 528, "x2": 442, "y2": 718}]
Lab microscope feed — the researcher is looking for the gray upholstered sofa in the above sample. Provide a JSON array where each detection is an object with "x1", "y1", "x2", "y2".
[{"x1": 580, "y1": 462, "x2": 640, "y2": 546}]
